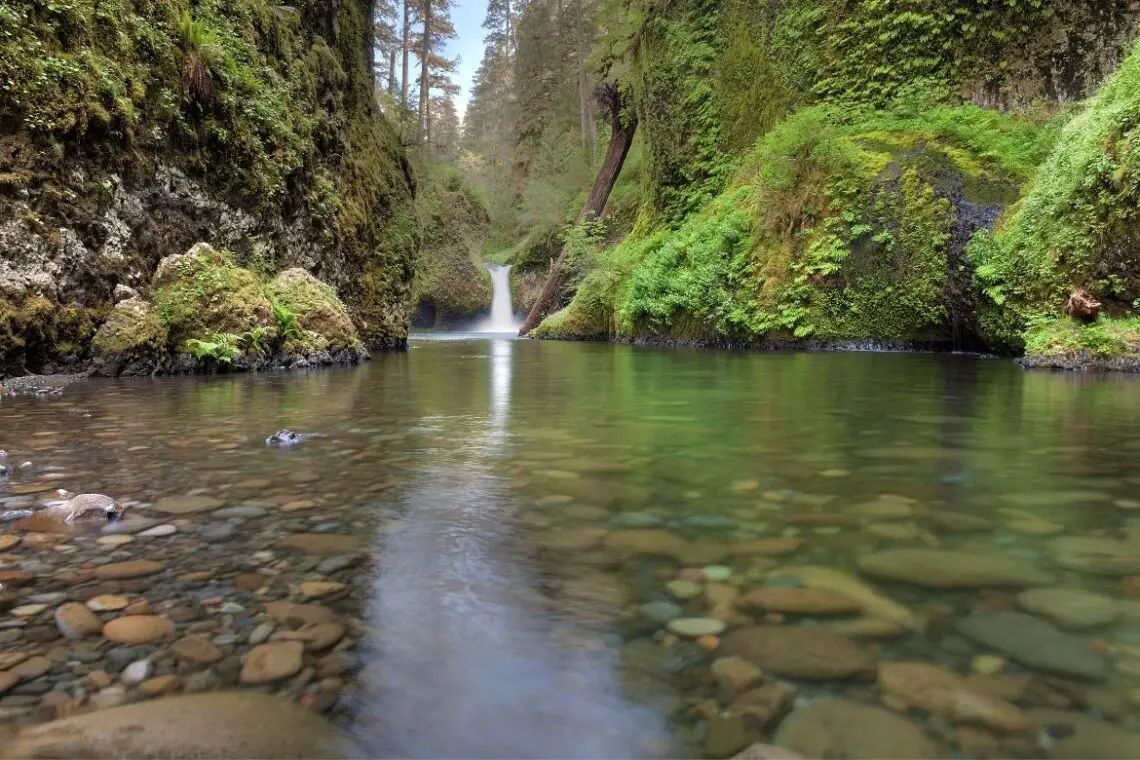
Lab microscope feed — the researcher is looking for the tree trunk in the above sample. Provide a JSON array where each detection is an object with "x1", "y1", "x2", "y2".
[
  {"x1": 400, "y1": 0, "x2": 411, "y2": 135},
  {"x1": 388, "y1": 49, "x2": 397, "y2": 95},
  {"x1": 575, "y1": 0, "x2": 591, "y2": 159},
  {"x1": 518, "y1": 87, "x2": 637, "y2": 336},
  {"x1": 419, "y1": 0, "x2": 432, "y2": 146}
]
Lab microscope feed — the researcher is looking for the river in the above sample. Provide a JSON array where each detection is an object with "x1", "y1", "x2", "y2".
[{"x1": 3, "y1": 335, "x2": 1140, "y2": 757}]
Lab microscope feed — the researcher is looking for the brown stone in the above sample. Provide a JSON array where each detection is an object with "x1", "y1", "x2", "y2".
[
  {"x1": 171, "y1": 634, "x2": 225, "y2": 664},
  {"x1": 11, "y1": 656, "x2": 52, "y2": 681},
  {"x1": 139, "y1": 674, "x2": 182, "y2": 696},
  {"x1": 0, "y1": 671, "x2": 18, "y2": 694},
  {"x1": 235, "y1": 573, "x2": 268, "y2": 591},
  {"x1": 55, "y1": 602, "x2": 103, "y2": 639},
  {"x1": 86, "y1": 594, "x2": 129, "y2": 612},
  {"x1": 783, "y1": 513, "x2": 858, "y2": 527},
  {"x1": 602, "y1": 529, "x2": 688, "y2": 558},
  {"x1": 94, "y1": 560, "x2": 166, "y2": 580},
  {"x1": 729, "y1": 539, "x2": 804, "y2": 557},
  {"x1": 0, "y1": 653, "x2": 28, "y2": 671},
  {"x1": 277, "y1": 534, "x2": 358, "y2": 555},
  {"x1": 296, "y1": 622, "x2": 345, "y2": 651},
  {"x1": 879, "y1": 662, "x2": 1033, "y2": 733},
  {"x1": 125, "y1": 600, "x2": 153, "y2": 616},
  {"x1": 298, "y1": 581, "x2": 346, "y2": 599},
  {"x1": 0, "y1": 570, "x2": 32, "y2": 587},
  {"x1": 1123, "y1": 576, "x2": 1140, "y2": 599},
  {"x1": 728, "y1": 681, "x2": 797, "y2": 730},
  {"x1": 240, "y1": 642, "x2": 304, "y2": 684},
  {"x1": 0, "y1": 534, "x2": 19, "y2": 551},
  {"x1": 178, "y1": 571, "x2": 214, "y2": 583},
  {"x1": 0, "y1": 691, "x2": 360, "y2": 758},
  {"x1": 736, "y1": 587, "x2": 862, "y2": 615},
  {"x1": 711, "y1": 656, "x2": 764, "y2": 701},
  {"x1": 721, "y1": 626, "x2": 875, "y2": 680},
  {"x1": 264, "y1": 602, "x2": 337, "y2": 626},
  {"x1": 103, "y1": 615, "x2": 174, "y2": 645},
  {"x1": 676, "y1": 542, "x2": 731, "y2": 566},
  {"x1": 86, "y1": 670, "x2": 113, "y2": 689},
  {"x1": 774, "y1": 697, "x2": 939, "y2": 759}
]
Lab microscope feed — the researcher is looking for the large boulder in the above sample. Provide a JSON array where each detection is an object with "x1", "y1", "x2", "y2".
[
  {"x1": 152, "y1": 243, "x2": 275, "y2": 351},
  {"x1": 0, "y1": 691, "x2": 362, "y2": 758},
  {"x1": 720, "y1": 626, "x2": 876, "y2": 680},
  {"x1": 90, "y1": 297, "x2": 167, "y2": 375},
  {"x1": 266, "y1": 268, "x2": 363, "y2": 353},
  {"x1": 773, "y1": 697, "x2": 940, "y2": 759}
]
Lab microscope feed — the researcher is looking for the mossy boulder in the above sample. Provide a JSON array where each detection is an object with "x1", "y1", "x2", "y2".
[
  {"x1": 153, "y1": 243, "x2": 275, "y2": 351},
  {"x1": 266, "y1": 268, "x2": 361, "y2": 352},
  {"x1": 92, "y1": 298, "x2": 167, "y2": 355}
]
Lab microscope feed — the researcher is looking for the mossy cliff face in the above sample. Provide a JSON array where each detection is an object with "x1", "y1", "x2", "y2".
[
  {"x1": 0, "y1": 0, "x2": 416, "y2": 377},
  {"x1": 540, "y1": 0, "x2": 1140, "y2": 367},
  {"x1": 411, "y1": 174, "x2": 492, "y2": 327}
]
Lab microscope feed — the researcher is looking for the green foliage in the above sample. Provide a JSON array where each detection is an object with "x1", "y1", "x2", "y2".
[
  {"x1": 546, "y1": 100, "x2": 1059, "y2": 343},
  {"x1": 271, "y1": 299, "x2": 301, "y2": 341},
  {"x1": 185, "y1": 332, "x2": 245, "y2": 364},
  {"x1": 968, "y1": 38, "x2": 1140, "y2": 348},
  {"x1": 1024, "y1": 316, "x2": 1140, "y2": 360}
]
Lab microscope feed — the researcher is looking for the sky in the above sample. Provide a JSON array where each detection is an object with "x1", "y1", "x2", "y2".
[{"x1": 444, "y1": 0, "x2": 487, "y2": 121}]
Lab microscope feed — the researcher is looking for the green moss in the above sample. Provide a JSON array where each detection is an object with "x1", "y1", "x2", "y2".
[
  {"x1": 544, "y1": 101, "x2": 1056, "y2": 344},
  {"x1": 969, "y1": 39, "x2": 1140, "y2": 349},
  {"x1": 1024, "y1": 316, "x2": 1140, "y2": 360},
  {"x1": 92, "y1": 297, "x2": 167, "y2": 354},
  {"x1": 153, "y1": 243, "x2": 275, "y2": 352},
  {"x1": 0, "y1": 294, "x2": 99, "y2": 371},
  {"x1": 412, "y1": 166, "x2": 492, "y2": 322},
  {"x1": 266, "y1": 268, "x2": 360, "y2": 351}
]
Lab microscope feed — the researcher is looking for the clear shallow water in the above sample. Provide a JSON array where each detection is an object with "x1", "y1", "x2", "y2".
[{"x1": 4, "y1": 335, "x2": 1140, "y2": 757}]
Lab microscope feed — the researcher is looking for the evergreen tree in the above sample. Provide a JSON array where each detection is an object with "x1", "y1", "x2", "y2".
[{"x1": 415, "y1": 0, "x2": 458, "y2": 146}]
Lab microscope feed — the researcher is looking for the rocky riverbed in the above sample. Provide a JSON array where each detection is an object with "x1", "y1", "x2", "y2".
[{"x1": 4, "y1": 342, "x2": 1140, "y2": 758}]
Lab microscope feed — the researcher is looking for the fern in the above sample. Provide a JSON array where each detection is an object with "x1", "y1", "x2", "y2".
[
  {"x1": 185, "y1": 333, "x2": 243, "y2": 364},
  {"x1": 271, "y1": 299, "x2": 301, "y2": 340}
]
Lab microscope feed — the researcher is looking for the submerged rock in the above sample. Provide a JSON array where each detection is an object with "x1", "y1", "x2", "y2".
[
  {"x1": 1016, "y1": 587, "x2": 1119, "y2": 629},
  {"x1": 720, "y1": 626, "x2": 876, "y2": 680},
  {"x1": 1031, "y1": 708, "x2": 1140, "y2": 759},
  {"x1": 0, "y1": 691, "x2": 361, "y2": 758},
  {"x1": 955, "y1": 612, "x2": 1107, "y2": 680},
  {"x1": 856, "y1": 549, "x2": 1054, "y2": 588},
  {"x1": 1048, "y1": 537, "x2": 1140, "y2": 575},
  {"x1": 774, "y1": 697, "x2": 940, "y2": 758},
  {"x1": 878, "y1": 661, "x2": 1033, "y2": 733}
]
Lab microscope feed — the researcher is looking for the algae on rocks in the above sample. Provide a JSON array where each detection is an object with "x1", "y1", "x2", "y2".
[{"x1": 92, "y1": 244, "x2": 366, "y2": 375}]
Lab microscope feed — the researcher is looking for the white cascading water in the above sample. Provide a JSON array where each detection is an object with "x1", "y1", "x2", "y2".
[{"x1": 478, "y1": 264, "x2": 520, "y2": 333}]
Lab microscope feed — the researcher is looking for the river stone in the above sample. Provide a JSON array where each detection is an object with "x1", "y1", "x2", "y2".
[
  {"x1": 766, "y1": 565, "x2": 916, "y2": 628},
  {"x1": 878, "y1": 661, "x2": 1032, "y2": 733},
  {"x1": 640, "y1": 601, "x2": 682, "y2": 623},
  {"x1": 774, "y1": 697, "x2": 940, "y2": 759},
  {"x1": 171, "y1": 634, "x2": 225, "y2": 664},
  {"x1": 856, "y1": 550, "x2": 1053, "y2": 587},
  {"x1": 95, "y1": 534, "x2": 135, "y2": 546},
  {"x1": 54, "y1": 602, "x2": 102, "y2": 639},
  {"x1": 667, "y1": 618, "x2": 726, "y2": 638},
  {"x1": 1048, "y1": 537, "x2": 1140, "y2": 575},
  {"x1": 152, "y1": 495, "x2": 224, "y2": 514},
  {"x1": 138, "y1": 524, "x2": 177, "y2": 537},
  {"x1": 122, "y1": 659, "x2": 152, "y2": 685},
  {"x1": 0, "y1": 691, "x2": 361, "y2": 758},
  {"x1": 298, "y1": 581, "x2": 346, "y2": 599},
  {"x1": 199, "y1": 523, "x2": 236, "y2": 542},
  {"x1": 721, "y1": 626, "x2": 876, "y2": 680},
  {"x1": 263, "y1": 602, "x2": 337, "y2": 626},
  {"x1": 94, "y1": 560, "x2": 165, "y2": 580},
  {"x1": 240, "y1": 641, "x2": 304, "y2": 683},
  {"x1": 86, "y1": 594, "x2": 129, "y2": 612},
  {"x1": 955, "y1": 612, "x2": 1107, "y2": 680},
  {"x1": 0, "y1": 535, "x2": 20, "y2": 551},
  {"x1": 736, "y1": 587, "x2": 862, "y2": 615},
  {"x1": 1030, "y1": 708, "x2": 1140, "y2": 759},
  {"x1": 103, "y1": 616, "x2": 174, "y2": 645},
  {"x1": 1016, "y1": 588, "x2": 1119, "y2": 629},
  {"x1": 604, "y1": 529, "x2": 688, "y2": 557},
  {"x1": 213, "y1": 506, "x2": 268, "y2": 519},
  {"x1": 665, "y1": 580, "x2": 703, "y2": 600},
  {"x1": 277, "y1": 533, "x2": 359, "y2": 555},
  {"x1": 849, "y1": 500, "x2": 915, "y2": 519}
]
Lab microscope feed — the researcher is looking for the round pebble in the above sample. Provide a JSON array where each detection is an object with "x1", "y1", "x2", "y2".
[
  {"x1": 666, "y1": 617, "x2": 727, "y2": 638},
  {"x1": 138, "y1": 524, "x2": 178, "y2": 538},
  {"x1": 702, "y1": 565, "x2": 733, "y2": 582}
]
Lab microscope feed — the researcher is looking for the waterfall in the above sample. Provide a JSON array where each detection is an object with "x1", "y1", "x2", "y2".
[{"x1": 478, "y1": 264, "x2": 520, "y2": 333}]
